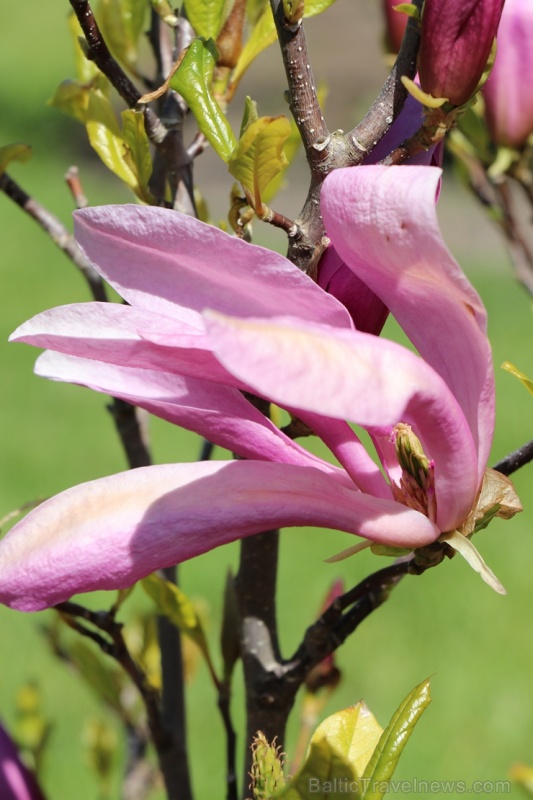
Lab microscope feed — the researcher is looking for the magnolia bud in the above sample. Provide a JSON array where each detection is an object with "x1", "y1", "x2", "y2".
[
  {"x1": 382, "y1": 0, "x2": 408, "y2": 54},
  {"x1": 483, "y1": 0, "x2": 533, "y2": 148},
  {"x1": 418, "y1": 0, "x2": 505, "y2": 106}
]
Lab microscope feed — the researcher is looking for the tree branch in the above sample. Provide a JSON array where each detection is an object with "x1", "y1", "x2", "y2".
[
  {"x1": 0, "y1": 171, "x2": 106, "y2": 302},
  {"x1": 347, "y1": 0, "x2": 424, "y2": 159},
  {"x1": 493, "y1": 438, "x2": 533, "y2": 476},
  {"x1": 69, "y1": 0, "x2": 167, "y2": 144}
]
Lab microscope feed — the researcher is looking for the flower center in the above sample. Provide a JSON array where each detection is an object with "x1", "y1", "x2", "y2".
[{"x1": 392, "y1": 423, "x2": 437, "y2": 522}]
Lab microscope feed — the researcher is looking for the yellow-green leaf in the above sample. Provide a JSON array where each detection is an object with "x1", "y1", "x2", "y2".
[
  {"x1": 85, "y1": 90, "x2": 137, "y2": 188},
  {"x1": 502, "y1": 361, "x2": 533, "y2": 396},
  {"x1": 121, "y1": 108, "x2": 154, "y2": 202},
  {"x1": 69, "y1": 640, "x2": 125, "y2": 713},
  {"x1": 184, "y1": 0, "x2": 226, "y2": 38},
  {"x1": 48, "y1": 80, "x2": 91, "y2": 123},
  {"x1": 312, "y1": 702, "x2": 383, "y2": 779},
  {"x1": 228, "y1": 115, "x2": 291, "y2": 211},
  {"x1": 97, "y1": 0, "x2": 147, "y2": 69},
  {"x1": 141, "y1": 573, "x2": 213, "y2": 659},
  {"x1": 278, "y1": 737, "x2": 361, "y2": 799},
  {"x1": 0, "y1": 143, "x2": 32, "y2": 176},
  {"x1": 510, "y1": 764, "x2": 533, "y2": 795},
  {"x1": 170, "y1": 38, "x2": 237, "y2": 162},
  {"x1": 361, "y1": 679, "x2": 431, "y2": 800},
  {"x1": 232, "y1": 0, "x2": 337, "y2": 87}
]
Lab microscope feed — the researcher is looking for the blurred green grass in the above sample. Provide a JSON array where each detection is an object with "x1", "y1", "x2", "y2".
[{"x1": 2, "y1": 1, "x2": 533, "y2": 798}]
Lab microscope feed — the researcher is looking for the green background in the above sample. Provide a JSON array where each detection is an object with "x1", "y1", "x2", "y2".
[{"x1": 1, "y1": 1, "x2": 532, "y2": 797}]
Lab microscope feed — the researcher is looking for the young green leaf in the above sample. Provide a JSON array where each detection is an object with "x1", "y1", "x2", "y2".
[
  {"x1": 97, "y1": 0, "x2": 147, "y2": 70},
  {"x1": 278, "y1": 737, "x2": 360, "y2": 799},
  {"x1": 85, "y1": 90, "x2": 137, "y2": 188},
  {"x1": 48, "y1": 80, "x2": 91, "y2": 124},
  {"x1": 311, "y1": 702, "x2": 383, "y2": 779},
  {"x1": 184, "y1": 0, "x2": 226, "y2": 38},
  {"x1": 169, "y1": 39, "x2": 237, "y2": 162},
  {"x1": 121, "y1": 109, "x2": 154, "y2": 203},
  {"x1": 68, "y1": 12, "x2": 101, "y2": 83},
  {"x1": 0, "y1": 143, "x2": 32, "y2": 175},
  {"x1": 141, "y1": 573, "x2": 220, "y2": 686},
  {"x1": 228, "y1": 115, "x2": 291, "y2": 211},
  {"x1": 502, "y1": 361, "x2": 533, "y2": 396},
  {"x1": 231, "y1": 0, "x2": 338, "y2": 88},
  {"x1": 361, "y1": 678, "x2": 431, "y2": 800}
]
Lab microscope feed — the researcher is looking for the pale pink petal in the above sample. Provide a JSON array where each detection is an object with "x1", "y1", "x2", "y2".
[
  {"x1": 205, "y1": 313, "x2": 479, "y2": 532},
  {"x1": 74, "y1": 205, "x2": 352, "y2": 329},
  {"x1": 35, "y1": 351, "x2": 342, "y2": 476},
  {"x1": 0, "y1": 461, "x2": 439, "y2": 611},
  {"x1": 321, "y1": 165, "x2": 494, "y2": 476},
  {"x1": 10, "y1": 303, "x2": 232, "y2": 386}
]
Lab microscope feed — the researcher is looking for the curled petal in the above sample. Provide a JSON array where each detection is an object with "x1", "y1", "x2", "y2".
[
  {"x1": 205, "y1": 313, "x2": 479, "y2": 532},
  {"x1": 74, "y1": 205, "x2": 352, "y2": 329},
  {"x1": 321, "y1": 165, "x2": 494, "y2": 478},
  {"x1": 10, "y1": 303, "x2": 232, "y2": 386},
  {"x1": 36, "y1": 350, "x2": 341, "y2": 475},
  {"x1": 0, "y1": 461, "x2": 439, "y2": 611}
]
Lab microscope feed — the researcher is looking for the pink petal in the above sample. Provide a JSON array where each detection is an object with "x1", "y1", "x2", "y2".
[
  {"x1": 35, "y1": 351, "x2": 341, "y2": 476},
  {"x1": 0, "y1": 461, "x2": 439, "y2": 611},
  {"x1": 73, "y1": 205, "x2": 352, "y2": 329},
  {"x1": 205, "y1": 313, "x2": 479, "y2": 532},
  {"x1": 321, "y1": 165, "x2": 494, "y2": 478},
  {"x1": 317, "y1": 246, "x2": 389, "y2": 334},
  {"x1": 10, "y1": 303, "x2": 233, "y2": 386}
]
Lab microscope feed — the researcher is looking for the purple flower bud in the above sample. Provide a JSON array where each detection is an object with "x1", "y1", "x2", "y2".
[
  {"x1": 382, "y1": 0, "x2": 408, "y2": 53},
  {"x1": 483, "y1": 0, "x2": 533, "y2": 148},
  {"x1": 418, "y1": 0, "x2": 505, "y2": 106},
  {"x1": 0, "y1": 723, "x2": 46, "y2": 800}
]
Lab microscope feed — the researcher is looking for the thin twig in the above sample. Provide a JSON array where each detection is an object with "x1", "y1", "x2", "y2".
[
  {"x1": 65, "y1": 166, "x2": 88, "y2": 209},
  {"x1": 54, "y1": 602, "x2": 170, "y2": 753},
  {"x1": 0, "y1": 171, "x2": 106, "y2": 302},
  {"x1": 493, "y1": 439, "x2": 533, "y2": 477},
  {"x1": 69, "y1": 0, "x2": 167, "y2": 144}
]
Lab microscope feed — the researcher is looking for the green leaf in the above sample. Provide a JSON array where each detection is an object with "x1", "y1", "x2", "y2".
[
  {"x1": 439, "y1": 530, "x2": 506, "y2": 595},
  {"x1": 232, "y1": 0, "x2": 338, "y2": 87},
  {"x1": 69, "y1": 640, "x2": 125, "y2": 713},
  {"x1": 141, "y1": 573, "x2": 217, "y2": 683},
  {"x1": 312, "y1": 702, "x2": 383, "y2": 779},
  {"x1": 231, "y1": 5, "x2": 277, "y2": 87},
  {"x1": 68, "y1": 12, "x2": 100, "y2": 83},
  {"x1": 184, "y1": 0, "x2": 226, "y2": 38},
  {"x1": 240, "y1": 95, "x2": 259, "y2": 137},
  {"x1": 97, "y1": 0, "x2": 147, "y2": 69},
  {"x1": 85, "y1": 90, "x2": 137, "y2": 188},
  {"x1": 170, "y1": 38, "x2": 236, "y2": 162},
  {"x1": 0, "y1": 143, "x2": 32, "y2": 175},
  {"x1": 48, "y1": 80, "x2": 91, "y2": 123},
  {"x1": 502, "y1": 361, "x2": 533, "y2": 396},
  {"x1": 121, "y1": 109, "x2": 154, "y2": 202},
  {"x1": 228, "y1": 115, "x2": 291, "y2": 210},
  {"x1": 278, "y1": 737, "x2": 360, "y2": 799},
  {"x1": 361, "y1": 679, "x2": 431, "y2": 800}
]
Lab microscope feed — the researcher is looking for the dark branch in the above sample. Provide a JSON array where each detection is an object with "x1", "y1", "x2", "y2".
[
  {"x1": 69, "y1": 0, "x2": 167, "y2": 144},
  {"x1": 347, "y1": 0, "x2": 424, "y2": 160},
  {"x1": 493, "y1": 439, "x2": 533, "y2": 477}
]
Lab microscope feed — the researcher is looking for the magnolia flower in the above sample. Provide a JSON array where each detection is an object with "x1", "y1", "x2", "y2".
[
  {"x1": 0, "y1": 166, "x2": 495, "y2": 612},
  {"x1": 418, "y1": 0, "x2": 505, "y2": 106},
  {"x1": 483, "y1": 0, "x2": 533, "y2": 148},
  {"x1": 0, "y1": 723, "x2": 46, "y2": 800}
]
